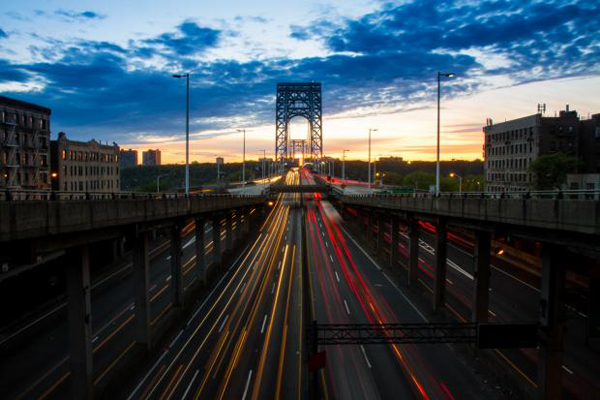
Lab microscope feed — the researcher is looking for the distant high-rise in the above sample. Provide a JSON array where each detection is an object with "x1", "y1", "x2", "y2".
[
  {"x1": 120, "y1": 149, "x2": 138, "y2": 169},
  {"x1": 142, "y1": 149, "x2": 161, "y2": 166},
  {"x1": 0, "y1": 96, "x2": 52, "y2": 191}
]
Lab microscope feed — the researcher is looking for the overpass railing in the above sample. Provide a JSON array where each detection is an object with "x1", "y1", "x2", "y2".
[
  {"x1": 0, "y1": 189, "x2": 263, "y2": 202},
  {"x1": 344, "y1": 189, "x2": 600, "y2": 200}
]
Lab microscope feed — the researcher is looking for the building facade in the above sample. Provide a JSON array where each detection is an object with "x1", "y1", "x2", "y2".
[
  {"x1": 50, "y1": 133, "x2": 120, "y2": 192},
  {"x1": 579, "y1": 113, "x2": 600, "y2": 174},
  {"x1": 120, "y1": 149, "x2": 138, "y2": 169},
  {"x1": 142, "y1": 149, "x2": 161, "y2": 166},
  {"x1": 483, "y1": 107, "x2": 580, "y2": 192},
  {"x1": 0, "y1": 96, "x2": 52, "y2": 191}
]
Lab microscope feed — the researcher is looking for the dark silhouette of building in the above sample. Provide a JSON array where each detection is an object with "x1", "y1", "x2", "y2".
[
  {"x1": 120, "y1": 148, "x2": 138, "y2": 169},
  {"x1": 142, "y1": 149, "x2": 161, "y2": 166}
]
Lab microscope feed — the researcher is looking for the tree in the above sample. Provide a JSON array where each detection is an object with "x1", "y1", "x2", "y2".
[
  {"x1": 403, "y1": 171, "x2": 435, "y2": 191},
  {"x1": 528, "y1": 152, "x2": 582, "y2": 190}
]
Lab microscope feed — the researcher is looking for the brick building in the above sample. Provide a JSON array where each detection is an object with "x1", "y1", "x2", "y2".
[
  {"x1": 50, "y1": 132, "x2": 120, "y2": 192},
  {"x1": 0, "y1": 96, "x2": 51, "y2": 191}
]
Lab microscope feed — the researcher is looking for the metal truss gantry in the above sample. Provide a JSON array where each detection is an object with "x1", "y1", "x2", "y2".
[{"x1": 275, "y1": 82, "x2": 323, "y2": 163}]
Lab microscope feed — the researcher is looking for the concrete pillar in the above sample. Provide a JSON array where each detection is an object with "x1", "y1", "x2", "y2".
[
  {"x1": 538, "y1": 243, "x2": 566, "y2": 400},
  {"x1": 212, "y1": 217, "x2": 221, "y2": 264},
  {"x1": 390, "y1": 216, "x2": 399, "y2": 267},
  {"x1": 132, "y1": 231, "x2": 151, "y2": 350},
  {"x1": 433, "y1": 219, "x2": 447, "y2": 312},
  {"x1": 226, "y1": 213, "x2": 233, "y2": 250},
  {"x1": 408, "y1": 218, "x2": 419, "y2": 287},
  {"x1": 376, "y1": 214, "x2": 384, "y2": 250},
  {"x1": 195, "y1": 218, "x2": 207, "y2": 285},
  {"x1": 472, "y1": 231, "x2": 491, "y2": 323},
  {"x1": 170, "y1": 223, "x2": 183, "y2": 308},
  {"x1": 67, "y1": 245, "x2": 93, "y2": 400},
  {"x1": 366, "y1": 213, "x2": 373, "y2": 245}
]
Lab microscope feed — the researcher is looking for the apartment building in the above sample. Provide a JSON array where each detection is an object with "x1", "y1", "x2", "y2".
[
  {"x1": 142, "y1": 149, "x2": 161, "y2": 166},
  {"x1": 50, "y1": 132, "x2": 120, "y2": 192},
  {"x1": 483, "y1": 107, "x2": 580, "y2": 192},
  {"x1": 0, "y1": 96, "x2": 51, "y2": 191},
  {"x1": 120, "y1": 148, "x2": 138, "y2": 169}
]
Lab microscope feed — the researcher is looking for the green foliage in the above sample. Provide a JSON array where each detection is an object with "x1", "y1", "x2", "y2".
[
  {"x1": 528, "y1": 152, "x2": 582, "y2": 190},
  {"x1": 403, "y1": 171, "x2": 435, "y2": 191}
]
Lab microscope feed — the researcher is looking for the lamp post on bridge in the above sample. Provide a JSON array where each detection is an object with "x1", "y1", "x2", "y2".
[
  {"x1": 450, "y1": 172, "x2": 463, "y2": 193},
  {"x1": 342, "y1": 149, "x2": 349, "y2": 182},
  {"x1": 236, "y1": 129, "x2": 246, "y2": 189},
  {"x1": 368, "y1": 128, "x2": 378, "y2": 189},
  {"x1": 436, "y1": 71, "x2": 455, "y2": 196},
  {"x1": 156, "y1": 174, "x2": 168, "y2": 194},
  {"x1": 172, "y1": 73, "x2": 190, "y2": 196}
]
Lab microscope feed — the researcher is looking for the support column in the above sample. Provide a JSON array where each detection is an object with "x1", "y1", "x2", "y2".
[
  {"x1": 170, "y1": 223, "x2": 183, "y2": 308},
  {"x1": 366, "y1": 213, "x2": 373, "y2": 245},
  {"x1": 226, "y1": 213, "x2": 233, "y2": 250},
  {"x1": 376, "y1": 214, "x2": 384, "y2": 250},
  {"x1": 433, "y1": 219, "x2": 447, "y2": 312},
  {"x1": 390, "y1": 216, "x2": 399, "y2": 267},
  {"x1": 67, "y1": 245, "x2": 93, "y2": 400},
  {"x1": 212, "y1": 217, "x2": 222, "y2": 264},
  {"x1": 472, "y1": 231, "x2": 491, "y2": 323},
  {"x1": 133, "y1": 231, "x2": 151, "y2": 350},
  {"x1": 408, "y1": 218, "x2": 419, "y2": 287},
  {"x1": 538, "y1": 243, "x2": 566, "y2": 400},
  {"x1": 195, "y1": 218, "x2": 207, "y2": 285}
]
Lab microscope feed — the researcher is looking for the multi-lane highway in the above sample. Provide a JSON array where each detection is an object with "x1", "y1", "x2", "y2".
[{"x1": 0, "y1": 215, "x2": 236, "y2": 399}]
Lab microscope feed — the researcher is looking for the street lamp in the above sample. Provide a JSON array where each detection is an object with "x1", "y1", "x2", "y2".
[
  {"x1": 172, "y1": 73, "x2": 190, "y2": 195},
  {"x1": 236, "y1": 129, "x2": 246, "y2": 188},
  {"x1": 259, "y1": 149, "x2": 266, "y2": 181},
  {"x1": 342, "y1": 149, "x2": 350, "y2": 182},
  {"x1": 436, "y1": 72, "x2": 455, "y2": 196},
  {"x1": 449, "y1": 172, "x2": 463, "y2": 193},
  {"x1": 156, "y1": 174, "x2": 168, "y2": 194},
  {"x1": 368, "y1": 128, "x2": 378, "y2": 188}
]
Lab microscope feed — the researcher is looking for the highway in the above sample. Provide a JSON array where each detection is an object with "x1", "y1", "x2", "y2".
[{"x1": 0, "y1": 214, "x2": 237, "y2": 399}]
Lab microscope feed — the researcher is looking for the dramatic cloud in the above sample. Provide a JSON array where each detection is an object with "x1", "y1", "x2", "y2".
[
  {"x1": 144, "y1": 22, "x2": 222, "y2": 56},
  {"x1": 0, "y1": 0, "x2": 598, "y2": 146}
]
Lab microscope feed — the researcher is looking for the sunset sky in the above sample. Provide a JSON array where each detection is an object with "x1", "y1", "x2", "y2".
[{"x1": 1, "y1": 0, "x2": 599, "y2": 163}]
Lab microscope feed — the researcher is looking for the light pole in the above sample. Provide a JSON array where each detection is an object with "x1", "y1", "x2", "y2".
[
  {"x1": 449, "y1": 172, "x2": 463, "y2": 193},
  {"x1": 342, "y1": 149, "x2": 349, "y2": 182},
  {"x1": 436, "y1": 72, "x2": 455, "y2": 196},
  {"x1": 172, "y1": 73, "x2": 190, "y2": 195},
  {"x1": 368, "y1": 128, "x2": 378, "y2": 188},
  {"x1": 260, "y1": 149, "x2": 266, "y2": 181},
  {"x1": 237, "y1": 129, "x2": 246, "y2": 188},
  {"x1": 156, "y1": 174, "x2": 168, "y2": 194}
]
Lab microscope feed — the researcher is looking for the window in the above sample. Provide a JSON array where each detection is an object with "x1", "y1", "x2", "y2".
[{"x1": 62, "y1": 150, "x2": 67, "y2": 160}]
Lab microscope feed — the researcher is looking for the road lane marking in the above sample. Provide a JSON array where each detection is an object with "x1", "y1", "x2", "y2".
[
  {"x1": 278, "y1": 261, "x2": 282, "y2": 270},
  {"x1": 182, "y1": 370, "x2": 199, "y2": 399},
  {"x1": 218, "y1": 314, "x2": 229, "y2": 333},
  {"x1": 335, "y1": 271, "x2": 340, "y2": 283},
  {"x1": 360, "y1": 345, "x2": 372, "y2": 368},
  {"x1": 261, "y1": 314, "x2": 268, "y2": 334},
  {"x1": 329, "y1": 254, "x2": 334, "y2": 262},
  {"x1": 562, "y1": 365, "x2": 574, "y2": 375},
  {"x1": 488, "y1": 310, "x2": 497, "y2": 317},
  {"x1": 272, "y1": 282, "x2": 276, "y2": 294},
  {"x1": 343, "y1": 300, "x2": 351, "y2": 315},
  {"x1": 92, "y1": 336, "x2": 99, "y2": 343},
  {"x1": 242, "y1": 370, "x2": 253, "y2": 400},
  {"x1": 169, "y1": 329, "x2": 185, "y2": 349}
]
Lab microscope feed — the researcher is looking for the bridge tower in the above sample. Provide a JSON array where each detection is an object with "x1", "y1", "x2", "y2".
[{"x1": 275, "y1": 82, "x2": 323, "y2": 163}]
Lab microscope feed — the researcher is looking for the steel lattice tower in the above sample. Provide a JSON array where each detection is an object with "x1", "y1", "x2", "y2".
[{"x1": 275, "y1": 82, "x2": 323, "y2": 163}]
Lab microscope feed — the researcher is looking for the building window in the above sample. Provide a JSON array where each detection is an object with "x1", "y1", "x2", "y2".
[{"x1": 62, "y1": 150, "x2": 67, "y2": 160}]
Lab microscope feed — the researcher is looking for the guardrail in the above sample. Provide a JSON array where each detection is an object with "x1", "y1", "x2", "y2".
[
  {"x1": 344, "y1": 189, "x2": 600, "y2": 200},
  {"x1": 0, "y1": 190, "x2": 262, "y2": 201}
]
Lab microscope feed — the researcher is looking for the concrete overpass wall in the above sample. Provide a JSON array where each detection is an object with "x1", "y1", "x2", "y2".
[
  {"x1": 0, "y1": 195, "x2": 266, "y2": 242},
  {"x1": 340, "y1": 195, "x2": 600, "y2": 236}
]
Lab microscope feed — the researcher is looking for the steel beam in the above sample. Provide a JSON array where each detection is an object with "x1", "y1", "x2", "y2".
[
  {"x1": 170, "y1": 223, "x2": 183, "y2": 308},
  {"x1": 538, "y1": 243, "x2": 566, "y2": 400},
  {"x1": 67, "y1": 245, "x2": 93, "y2": 400},
  {"x1": 133, "y1": 231, "x2": 151, "y2": 350},
  {"x1": 433, "y1": 218, "x2": 447, "y2": 312},
  {"x1": 195, "y1": 218, "x2": 207, "y2": 285},
  {"x1": 472, "y1": 231, "x2": 491, "y2": 323},
  {"x1": 408, "y1": 218, "x2": 419, "y2": 287}
]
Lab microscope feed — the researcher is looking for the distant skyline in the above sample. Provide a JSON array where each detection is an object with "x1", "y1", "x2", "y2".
[{"x1": 1, "y1": 0, "x2": 599, "y2": 163}]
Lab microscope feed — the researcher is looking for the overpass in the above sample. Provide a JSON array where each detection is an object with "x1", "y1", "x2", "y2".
[
  {"x1": 0, "y1": 191, "x2": 268, "y2": 399},
  {"x1": 267, "y1": 184, "x2": 331, "y2": 194},
  {"x1": 332, "y1": 191, "x2": 600, "y2": 399}
]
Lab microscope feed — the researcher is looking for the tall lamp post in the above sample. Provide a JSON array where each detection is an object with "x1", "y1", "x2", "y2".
[
  {"x1": 449, "y1": 172, "x2": 463, "y2": 193},
  {"x1": 436, "y1": 72, "x2": 455, "y2": 196},
  {"x1": 156, "y1": 174, "x2": 168, "y2": 194},
  {"x1": 172, "y1": 73, "x2": 190, "y2": 195},
  {"x1": 368, "y1": 128, "x2": 378, "y2": 189},
  {"x1": 259, "y1": 149, "x2": 266, "y2": 181},
  {"x1": 342, "y1": 149, "x2": 349, "y2": 182},
  {"x1": 236, "y1": 129, "x2": 246, "y2": 188}
]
